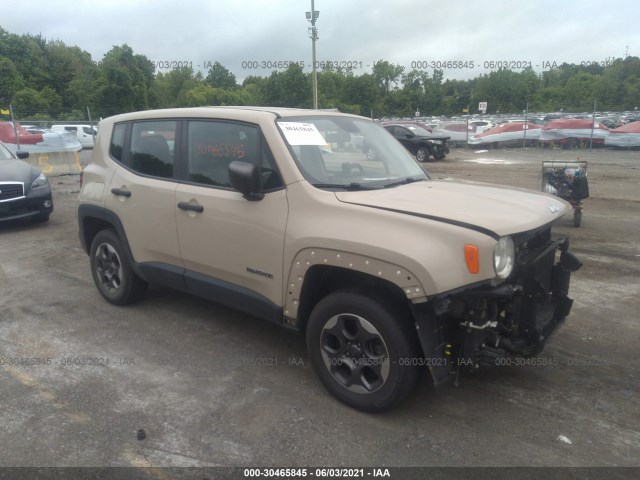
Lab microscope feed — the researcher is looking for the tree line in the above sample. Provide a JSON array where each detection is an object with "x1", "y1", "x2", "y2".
[{"x1": 1, "y1": 26, "x2": 639, "y2": 121}]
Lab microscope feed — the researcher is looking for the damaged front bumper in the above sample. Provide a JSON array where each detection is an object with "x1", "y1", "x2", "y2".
[{"x1": 413, "y1": 234, "x2": 582, "y2": 385}]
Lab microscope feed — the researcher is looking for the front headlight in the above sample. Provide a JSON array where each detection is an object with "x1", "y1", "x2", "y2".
[
  {"x1": 31, "y1": 172, "x2": 48, "y2": 189},
  {"x1": 494, "y1": 236, "x2": 515, "y2": 279},
  {"x1": 430, "y1": 139, "x2": 442, "y2": 144}
]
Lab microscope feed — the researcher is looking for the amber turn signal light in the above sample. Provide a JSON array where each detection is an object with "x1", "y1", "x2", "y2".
[{"x1": 464, "y1": 244, "x2": 480, "y2": 274}]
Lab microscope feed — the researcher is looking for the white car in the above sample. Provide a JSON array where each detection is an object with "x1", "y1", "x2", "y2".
[{"x1": 51, "y1": 124, "x2": 97, "y2": 149}]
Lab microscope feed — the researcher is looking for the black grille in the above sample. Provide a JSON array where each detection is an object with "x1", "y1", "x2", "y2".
[{"x1": 0, "y1": 183, "x2": 24, "y2": 202}]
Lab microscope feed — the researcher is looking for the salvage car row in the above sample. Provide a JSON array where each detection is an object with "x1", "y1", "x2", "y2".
[{"x1": 380, "y1": 114, "x2": 640, "y2": 149}]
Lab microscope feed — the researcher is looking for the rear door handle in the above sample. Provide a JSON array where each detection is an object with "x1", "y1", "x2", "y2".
[
  {"x1": 177, "y1": 201, "x2": 204, "y2": 213},
  {"x1": 111, "y1": 188, "x2": 131, "y2": 197}
]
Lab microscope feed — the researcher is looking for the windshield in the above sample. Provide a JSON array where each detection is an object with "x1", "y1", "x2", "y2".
[
  {"x1": 277, "y1": 115, "x2": 429, "y2": 190},
  {"x1": 0, "y1": 142, "x2": 15, "y2": 160},
  {"x1": 402, "y1": 124, "x2": 430, "y2": 135}
]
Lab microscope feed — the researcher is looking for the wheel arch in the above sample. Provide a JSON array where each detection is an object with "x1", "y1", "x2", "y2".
[
  {"x1": 78, "y1": 204, "x2": 139, "y2": 275},
  {"x1": 285, "y1": 248, "x2": 425, "y2": 331}
]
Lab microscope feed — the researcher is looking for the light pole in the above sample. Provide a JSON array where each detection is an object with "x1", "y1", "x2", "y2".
[{"x1": 306, "y1": 1, "x2": 319, "y2": 109}]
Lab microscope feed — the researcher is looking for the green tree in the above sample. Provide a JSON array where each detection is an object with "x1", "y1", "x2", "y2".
[
  {"x1": 11, "y1": 86, "x2": 61, "y2": 118},
  {"x1": 260, "y1": 63, "x2": 309, "y2": 108},
  {"x1": 372, "y1": 60, "x2": 404, "y2": 95},
  {"x1": 205, "y1": 62, "x2": 237, "y2": 89},
  {"x1": 181, "y1": 84, "x2": 252, "y2": 107},
  {"x1": 0, "y1": 56, "x2": 24, "y2": 104},
  {"x1": 0, "y1": 28, "x2": 49, "y2": 90},
  {"x1": 44, "y1": 41, "x2": 98, "y2": 110},
  {"x1": 96, "y1": 44, "x2": 155, "y2": 116},
  {"x1": 384, "y1": 89, "x2": 412, "y2": 117},
  {"x1": 343, "y1": 74, "x2": 382, "y2": 117},
  {"x1": 317, "y1": 70, "x2": 345, "y2": 109},
  {"x1": 240, "y1": 76, "x2": 265, "y2": 105},
  {"x1": 153, "y1": 66, "x2": 204, "y2": 108},
  {"x1": 563, "y1": 72, "x2": 598, "y2": 110}
]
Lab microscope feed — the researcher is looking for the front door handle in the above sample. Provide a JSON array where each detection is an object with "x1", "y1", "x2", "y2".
[
  {"x1": 111, "y1": 188, "x2": 132, "y2": 197},
  {"x1": 177, "y1": 202, "x2": 204, "y2": 213}
]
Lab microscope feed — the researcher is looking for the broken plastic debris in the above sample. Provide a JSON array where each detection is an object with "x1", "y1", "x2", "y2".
[{"x1": 558, "y1": 435, "x2": 572, "y2": 444}]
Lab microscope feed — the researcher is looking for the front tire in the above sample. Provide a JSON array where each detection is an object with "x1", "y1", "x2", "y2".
[
  {"x1": 306, "y1": 290, "x2": 423, "y2": 412},
  {"x1": 433, "y1": 147, "x2": 447, "y2": 160},
  {"x1": 89, "y1": 229, "x2": 148, "y2": 305}
]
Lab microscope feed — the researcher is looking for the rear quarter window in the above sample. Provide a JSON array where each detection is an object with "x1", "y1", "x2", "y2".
[{"x1": 109, "y1": 123, "x2": 126, "y2": 161}]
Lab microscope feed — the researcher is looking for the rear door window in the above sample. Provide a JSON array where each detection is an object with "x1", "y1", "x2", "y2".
[{"x1": 128, "y1": 121, "x2": 177, "y2": 179}]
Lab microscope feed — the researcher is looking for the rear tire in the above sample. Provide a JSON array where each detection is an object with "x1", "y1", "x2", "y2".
[
  {"x1": 90, "y1": 229, "x2": 148, "y2": 305},
  {"x1": 306, "y1": 290, "x2": 423, "y2": 412},
  {"x1": 416, "y1": 147, "x2": 429, "y2": 162}
]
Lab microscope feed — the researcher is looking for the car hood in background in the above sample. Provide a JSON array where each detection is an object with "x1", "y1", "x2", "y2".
[
  {"x1": 335, "y1": 180, "x2": 570, "y2": 238},
  {"x1": 0, "y1": 159, "x2": 34, "y2": 182}
]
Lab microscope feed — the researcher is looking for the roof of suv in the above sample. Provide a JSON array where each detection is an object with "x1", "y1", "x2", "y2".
[{"x1": 102, "y1": 107, "x2": 367, "y2": 124}]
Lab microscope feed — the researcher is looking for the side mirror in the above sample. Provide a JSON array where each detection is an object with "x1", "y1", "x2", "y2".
[
  {"x1": 16, "y1": 150, "x2": 29, "y2": 159},
  {"x1": 228, "y1": 160, "x2": 264, "y2": 201}
]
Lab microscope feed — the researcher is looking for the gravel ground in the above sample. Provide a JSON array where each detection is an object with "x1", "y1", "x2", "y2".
[{"x1": 0, "y1": 147, "x2": 638, "y2": 477}]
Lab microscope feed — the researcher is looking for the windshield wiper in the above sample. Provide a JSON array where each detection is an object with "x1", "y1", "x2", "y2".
[
  {"x1": 311, "y1": 182, "x2": 375, "y2": 191},
  {"x1": 383, "y1": 177, "x2": 426, "y2": 188}
]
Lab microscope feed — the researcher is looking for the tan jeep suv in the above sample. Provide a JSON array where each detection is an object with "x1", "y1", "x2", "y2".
[{"x1": 78, "y1": 107, "x2": 581, "y2": 412}]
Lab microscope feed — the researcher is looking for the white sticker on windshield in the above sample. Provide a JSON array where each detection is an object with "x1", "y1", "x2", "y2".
[{"x1": 279, "y1": 122, "x2": 327, "y2": 145}]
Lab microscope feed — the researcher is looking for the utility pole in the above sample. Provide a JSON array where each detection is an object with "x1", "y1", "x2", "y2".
[{"x1": 306, "y1": 1, "x2": 319, "y2": 109}]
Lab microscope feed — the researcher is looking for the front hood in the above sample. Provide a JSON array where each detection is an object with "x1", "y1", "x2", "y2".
[
  {"x1": 335, "y1": 180, "x2": 570, "y2": 238},
  {"x1": 0, "y1": 159, "x2": 34, "y2": 182}
]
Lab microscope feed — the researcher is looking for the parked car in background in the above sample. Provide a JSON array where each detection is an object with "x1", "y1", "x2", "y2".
[
  {"x1": 381, "y1": 123, "x2": 450, "y2": 161},
  {"x1": 0, "y1": 121, "x2": 81, "y2": 154},
  {"x1": 431, "y1": 122, "x2": 480, "y2": 146},
  {"x1": 51, "y1": 124, "x2": 97, "y2": 149},
  {"x1": 468, "y1": 121, "x2": 543, "y2": 148},
  {"x1": 539, "y1": 118, "x2": 610, "y2": 147},
  {"x1": 469, "y1": 120, "x2": 496, "y2": 133},
  {"x1": 20, "y1": 125, "x2": 48, "y2": 135},
  {"x1": 605, "y1": 120, "x2": 640, "y2": 148},
  {"x1": 0, "y1": 140, "x2": 53, "y2": 223}
]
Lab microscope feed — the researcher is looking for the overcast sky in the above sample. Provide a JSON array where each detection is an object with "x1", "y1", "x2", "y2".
[{"x1": 2, "y1": 0, "x2": 639, "y2": 82}]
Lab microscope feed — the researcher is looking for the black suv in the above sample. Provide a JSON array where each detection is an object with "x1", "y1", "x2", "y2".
[{"x1": 383, "y1": 123, "x2": 450, "y2": 161}]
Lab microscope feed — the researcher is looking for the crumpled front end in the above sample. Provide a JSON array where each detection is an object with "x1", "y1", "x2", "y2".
[{"x1": 413, "y1": 227, "x2": 582, "y2": 384}]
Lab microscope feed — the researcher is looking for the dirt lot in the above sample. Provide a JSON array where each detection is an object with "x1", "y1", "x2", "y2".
[{"x1": 0, "y1": 147, "x2": 638, "y2": 475}]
